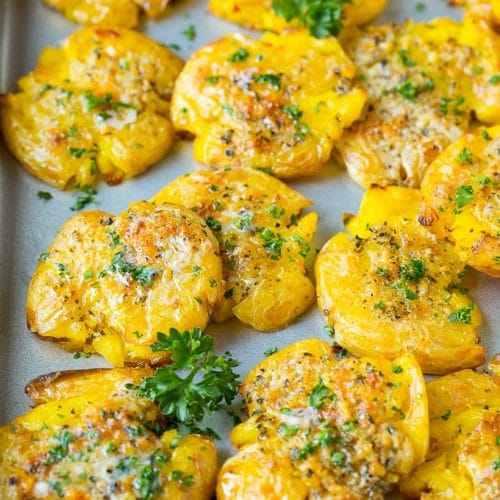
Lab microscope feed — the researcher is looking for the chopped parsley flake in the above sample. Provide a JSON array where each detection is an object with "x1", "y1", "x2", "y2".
[
  {"x1": 182, "y1": 25, "x2": 196, "y2": 41},
  {"x1": 448, "y1": 303, "x2": 475, "y2": 324},
  {"x1": 253, "y1": 73, "x2": 281, "y2": 89},
  {"x1": 292, "y1": 235, "x2": 311, "y2": 258},
  {"x1": 331, "y1": 451, "x2": 346, "y2": 467},
  {"x1": 37, "y1": 191, "x2": 53, "y2": 200},
  {"x1": 204, "y1": 75, "x2": 220, "y2": 84},
  {"x1": 457, "y1": 147, "x2": 473, "y2": 164},
  {"x1": 482, "y1": 130, "x2": 492, "y2": 141},
  {"x1": 283, "y1": 104, "x2": 303, "y2": 122},
  {"x1": 205, "y1": 216, "x2": 222, "y2": 232},
  {"x1": 441, "y1": 409, "x2": 452, "y2": 421},
  {"x1": 455, "y1": 185, "x2": 474, "y2": 208},
  {"x1": 278, "y1": 423, "x2": 299, "y2": 436},
  {"x1": 107, "y1": 230, "x2": 121, "y2": 248},
  {"x1": 109, "y1": 251, "x2": 159, "y2": 287},
  {"x1": 267, "y1": 204, "x2": 286, "y2": 218},
  {"x1": 264, "y1": 346, "x2": 278, "y2": 357},
  {"x1": 398, "y1": 49, "x2": 415, "y2": 67},
  {"x1": 272, "y1": 0, "x2": 351, "y2": 38},
  {"x1": 308, "y1": 379, "x2": 334, "y2": 409},
  {"x1": 228, "y1": 47, "x2": 250, "y2": 62}
]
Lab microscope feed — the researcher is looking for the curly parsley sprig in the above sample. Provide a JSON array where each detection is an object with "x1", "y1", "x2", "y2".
[
  {"x1": 272, "y1": 0, "x2": 352, "y2": 38},
  {"x1": 130, "y1": 328, "x2": 240, "y2": 433}
]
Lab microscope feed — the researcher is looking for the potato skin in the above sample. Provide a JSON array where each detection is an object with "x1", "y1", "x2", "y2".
[
  {"x1": 401, "y1": 365, "x2": 500, "y2": 499},
  {"x1": 218, "y1": 338, "x2": 428, "y2": 499},
  {"x1": 0, "y1": 368, "x2": 217, "y2": 499},
  {"x1": 420, "y1": 126, "x2": 500, "y2": 277},
  {"x1": 26, "y1": 202, "x2": 223, "y2": 366},
  {"x1": 336, "y1": 18, "x2": 500, "y2": 188},
  {"x1": 1, "y1": 27, "x2": 183, "y2": 189},
  {"x1": 315, "y1": 186, "x2": 485, "y2": 375},
  {"x1": 208, "y1": 0, "x2": 387, "y2": 32},
  {"x1": 152, "y1": 167, "x2": 317, "y2": 331},
  {"x1": 44, "y1": 0, "x2": 170, "y2": 27},
  {"x1": 171, "y1": 31, "x2": 366, "y2": 178}
]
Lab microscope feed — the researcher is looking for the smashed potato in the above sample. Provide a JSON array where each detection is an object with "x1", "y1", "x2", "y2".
[
  {"x1": 218, "y1": 338, "x2": 428, "y2": 498},
  {"x1": 452, "y1": 0, "x2": 500, "y2": 27},
  {"x1": 401, "y1": 359, "x2": 500, "y2": 499},
  {"x1": 336, "y1": 18, "x2": 500, "y2": 188},
  {"x1": 1, "y1": 27, "x2": 183, "y2": 189},
  {"x1": 315, "y1": 186, "x2": 485, "y2": 374},
  {"x1": 152, "y1": 167, "x2": 317, "y2": 331},
  {"x1": 27, "y1": 202, "x2": 223, "y2": 366},
  {"x1": 0, "y1": 368, "x2": 217, "y2": 498},
  {"x1": 208, "y1": 0, "x2": 387, "y2": 33},
  {"x1": 420, "y1": 126, "x2": 500, "y2": 277},
  {"x1": 44, "y1": 0, "x2": 169, "y2": 27},
  {"x1": 171, "y1": 31, "x2": 366, "y2": 178}
]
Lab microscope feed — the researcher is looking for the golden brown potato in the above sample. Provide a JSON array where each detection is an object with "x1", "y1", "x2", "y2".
[
  {"x1": 218, "y1": 338, "x2": 428, "y2": 499},
  {"x1": 27, "y1": 202, "x2": 223, "y2": 366},
  {"x1": 208, "y1": 0, "x2": 387, "y2": 33},
  {"x1": 451, "y1": 0, "x2": 500, "y2": 27},
  {"x1": 336, "y1": 18, "x2": 500, "y2": 188},
  {"x1": 401, "y1": 362, "x2": 500, "y2": 499},
  {"x1": 1, "y1": 27, "x2": 183, "y2": 189},
  {"x1": 171, "y1": 31, "x2": 366, "y2": 178},
  {"x1": 44, "y1": 0, "x2": 170, "y2": 27},
  {"x1": 152, "y1": 167, "x2": 317, "y2": 331},
  {"x1": 420, "y1": 126, "x2": 500, "y2": 277},
  {"x1": 315, "y1": 186, "x2": 485, "y2": 375},
  {"x1": 0, "y1": 368, "x2": 217, "y2": 499}
]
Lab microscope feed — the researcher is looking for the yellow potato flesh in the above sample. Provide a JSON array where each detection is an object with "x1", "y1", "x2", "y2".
[
  {"x1": 1, "y1": 27, "x2": 183, "y2": 189},
  {"x1": 153, "y1": 167, "x2": 317, "y2": 331},
  {"x1": 218, "y1": 338, "x2": 428, "y2": 498},
  {"x1": 26, "y1": 202, "x2": 223, "y2": 366},
  {"x1": 0, "y1": 368, "x2": 217, "y2": 499},
  {"x1": 315, "y1": 186, "x2": 485, "y2": 374},
  {"x1": 171, "y1": 31, "x2": 366, "y2": 178}
]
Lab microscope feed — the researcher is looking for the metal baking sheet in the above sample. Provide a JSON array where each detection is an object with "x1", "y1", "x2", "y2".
[{"x1": 0, "y1": 0, "x2": 498, "y2": 463}]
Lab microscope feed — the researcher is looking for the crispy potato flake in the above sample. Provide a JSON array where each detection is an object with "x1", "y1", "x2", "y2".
[
  {"x1": 1, "y1": 27, "x2": 183, "y2": 189},
  {"x1": 171, "y1": 31, "x2": 366, "y2": 178},
  {"x1": 218, "y1": 338, "x2": 428, "y2": 498},
  {"x1": 315, "y1": 186, "x2": 485, "y2": 374},
  {"x1": 0, "y1": 368, "x2": 217, "y2": 499},
  {"x1": 26, "y1": 202, "x2": 223, "y2": 366},
  {"x1": 153, "y1": 167, "x2": 317, "y2": 331}
]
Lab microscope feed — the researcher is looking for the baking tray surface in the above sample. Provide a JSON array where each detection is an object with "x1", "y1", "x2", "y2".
[{"x1": 0, "y1": 0, "x2": 498, "y2": 462}]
